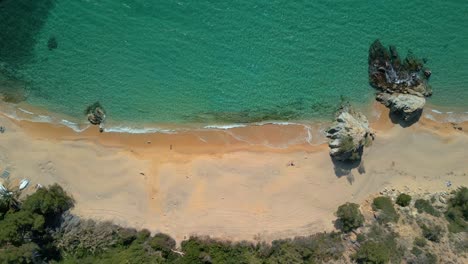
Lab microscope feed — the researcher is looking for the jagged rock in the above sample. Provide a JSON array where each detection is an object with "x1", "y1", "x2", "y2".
[
  {"x1": 369, "y1": 40, "x2": 432, "y2": 96},
  {"x1": 376, "y1": 93, "x2": 425, "y2": 121},
  {"x1": 325, "y1": 104, "x2": 375, "y2": 161},
  {"x1": 85, "y1": 102, "x2": 106, "y2": 125},
  {"x1": 369, "y1": 40, "x2": 433, "y2": 124}
]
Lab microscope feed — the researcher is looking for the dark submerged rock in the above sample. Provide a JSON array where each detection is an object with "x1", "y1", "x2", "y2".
[
  {"x1": 47, "y1": 35, "x2": 58, "y2": 51},
  {"x1": 85, "y1": 102, "x2": 106, "y2": 125}
]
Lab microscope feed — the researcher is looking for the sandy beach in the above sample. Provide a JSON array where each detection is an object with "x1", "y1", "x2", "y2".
[{"x1": 0, "y1": 102, "x2": 467, "y2": 243}]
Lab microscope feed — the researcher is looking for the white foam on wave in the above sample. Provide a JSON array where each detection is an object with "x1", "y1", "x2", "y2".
[
  {"x1": 2, "y1": 109, "x2": 53, "y2": 124},
  {"x1": 424, "y1": 114, "x2": 436, "y2": 121},
  {"x1": 305, "y1": 126, "x2": 313, "y2": 144},
  {"x1": 203, "y1": 124, "x2": 247, "y2": 130},
  {"x1": 431, "y1": 109, "x2": 443, "y2": 114},
  {"x1": 35, "y1": 115, "x2": 53, "y2": 123},
  {"x1": 60, "y1": 119, "x2": 90, "y2": 132},
  {"x1": 3, "y1": 112, "x2": 18, "y2": 120},
  {"x1": 206, "y1": 121, "x2": 316, "y2": 147},
  {"x1": 103, "y1": 126, "x2": 175, "y2": 134},
  {"x1": 18, "y1": 108, "x2": 34, "y2": 115},
  {"x1": 257, "y1": 121, "x2": 299, "y2": 126}
]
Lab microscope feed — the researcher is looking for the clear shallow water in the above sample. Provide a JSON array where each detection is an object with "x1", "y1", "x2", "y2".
[{"x1": 1, "y1": 0, "x2": 467, "y2": 125}]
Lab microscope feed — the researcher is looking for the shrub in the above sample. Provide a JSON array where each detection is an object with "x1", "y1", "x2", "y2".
[
  {"x1": 0, "y1": 243, "x2": 39, "y2": 264},
  {"x1": 338, "y1": 136, "x2": 355, "y2": 153},
  {"x1": 372, "y1": 196, "x2": 399, "y2": 223},
  {"x1": 411, "y1": 246, "x2": 422, "y2": 256},
  {"x1": 0, "y1": 211, "x2": 45, "y2": 246},
  {"x1": 445, "y1": 187, "x2": 468, "y2": 233},
  {"x1": 148, "y1": 233, "x2": 176, "y2": 257},
  {"x1": 336, "y1": 203, "x2": 364, "y2": 232},
  {"x1": 414, "y1": 199, "x2": 440, "y2": 217},
  {"x1": 353, "y1": 241, "x2": 390, "y2": 264},
  {"x1": 396, "y1": 193, "x2": 411, "y2": 207},
  {"x1": 22, "y1": 184, "x2": 74, "y2": 221},
  {"x1": 362, "y1": 224, "x2": 404, "y2": 263},
  {"x1": 289, "y1": 232, "x2": 345, "y2": 262},
  {"x1": 180, "y1": 237, "x2": 256, "y2": 264},
  {"x1": 408, "y1": 248, "x2": 437, "y2": 264},
  {"x1": 413, "y1": 237, "x2": 426, "y2": 247},
  {"x1": 57, "y1": 219, "x2": 121, "y2": 257},
  {"x1": 356, "y1": 233, "x2": 365, "y2": 242},
  {"x1": 419, "y1": 223, "x2": 443, "y2": 243}
]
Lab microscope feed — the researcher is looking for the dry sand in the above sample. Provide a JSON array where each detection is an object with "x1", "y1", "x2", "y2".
[{"x1": 0, "y1": 103, "x2": 467, "y2": 242}]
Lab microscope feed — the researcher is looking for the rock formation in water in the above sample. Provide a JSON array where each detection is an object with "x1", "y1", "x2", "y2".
[
  {"x1": 326, "y1": 104, "x2": 374, "y2": 162},
  {"x1": 369, "y1": 40, "x2": 432, "y2": 122},
  {"x1": 85, "y1": 102, "x2": 106, "y2": 125}
]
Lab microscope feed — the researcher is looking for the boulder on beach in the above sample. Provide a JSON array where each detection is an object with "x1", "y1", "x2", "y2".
[
  {"x1": 85, "y1": 102, "x2": 106, "y2": 125},
  {"x1": 376, "y1": 93, "x2": 425, "y2": 122},
  {"x1": 368, "y1": 40, "x2": 432, "y2": 123},
  {"x1": 325, "y1": 104, "x2": 374, "y2": 162}
]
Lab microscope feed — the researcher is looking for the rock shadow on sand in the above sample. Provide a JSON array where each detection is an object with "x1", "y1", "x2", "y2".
[
  {"x1": 388, "y1": 109, "x2": 422, "y2": 128},
  {"x1": 331, "y1": 158, "x2": 367, "y2": 185}
]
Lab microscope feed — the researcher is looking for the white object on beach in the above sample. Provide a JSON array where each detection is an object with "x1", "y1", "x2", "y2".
[
  {"x1": 19, "y1": 179, "x2": 29, "y2": 190},
  {"x1": 0, "y1": 183, "x2": 6, "y2": 193}
]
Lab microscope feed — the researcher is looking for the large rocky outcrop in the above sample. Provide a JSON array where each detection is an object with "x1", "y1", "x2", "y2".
[
  {"x1": 376, "y1": 93, "x2": 425, "y2": 121},
  {"x1": 85, "y1": 102, "x2": 106, "y2": 125},
  {"x1": 326, "y1": 104, "x2": 374, "y2": 162},
  {"x1": 369, "y1": 40, "x2": 432, "y2": 122}
]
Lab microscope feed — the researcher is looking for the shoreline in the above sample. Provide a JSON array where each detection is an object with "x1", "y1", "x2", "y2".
[
  {"x1": 0, "y1": 101, "x2": 467, "y2": 243},
  {"x1": 1, "y1": 97, "x2": 468, "y2": 137}
]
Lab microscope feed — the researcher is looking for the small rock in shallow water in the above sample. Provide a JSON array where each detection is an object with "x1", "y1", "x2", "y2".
[{"x1": 85, "y1": 102, "x2": 106, "y2": 125}]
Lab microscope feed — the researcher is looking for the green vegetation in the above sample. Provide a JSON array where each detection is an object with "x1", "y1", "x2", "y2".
[
  {"x1": 414, "y1": 199, "x2": 441, "y2": 217},
  {"x1": 337, "y1": 136, "x2": 357, "y2": 154},
  {"x1": 0, "y1": 184, "x2": 73, "y2": 263},
  {"x1": 445, "y1": 187, "x2": 468, "y2": 233},
  {"x1": 372, "y1": 196, "x2": 399, "y2": 223},
  {"x1": 413, "y1": 237, "x2": 427, "y2": 247},
  {"x1": 409, "y1": 247, "x2": 437, "y2": 264},
  {"x1": 353, "y1": 241, "x2": 389, "y2": 264},
  {"x1": 1, "y1": 184, "x2": 465, "y2": 263},
  {"x1": 336, "y1": 202, "x2": 364, "y2": 232},
  {"x1": 419, "y1": 222, "x2": 444, "y2": 243},
  {"x1": 396, "y1": 193, "x2": 411, "y2": 207},
  {"x1": 359, "y1": 224, "x2": 403, "y2": 264}
]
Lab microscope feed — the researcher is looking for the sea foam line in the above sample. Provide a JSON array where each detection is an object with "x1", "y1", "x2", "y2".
[
  {"x1": 18, "y1": 108, "x2": 35, "y2": 115},
  {"x1": 60, "y1": 119, "x2": 90, "y2": 133},
  {"x1": 103, "y1": 126, "x2": 175, "y2": 134},
  {"x1": 203, "y1": 124, "x2": 248, "y2": 129}
]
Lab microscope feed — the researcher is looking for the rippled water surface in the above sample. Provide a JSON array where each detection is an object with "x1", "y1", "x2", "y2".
[{"x1": 1, "y1": 0, "x2": 467, "y2": 124}]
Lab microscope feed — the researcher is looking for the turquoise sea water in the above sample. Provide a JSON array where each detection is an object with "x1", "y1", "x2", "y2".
[{"x1": 1, "y1": 0, "x2": 467, "y2": 126}]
